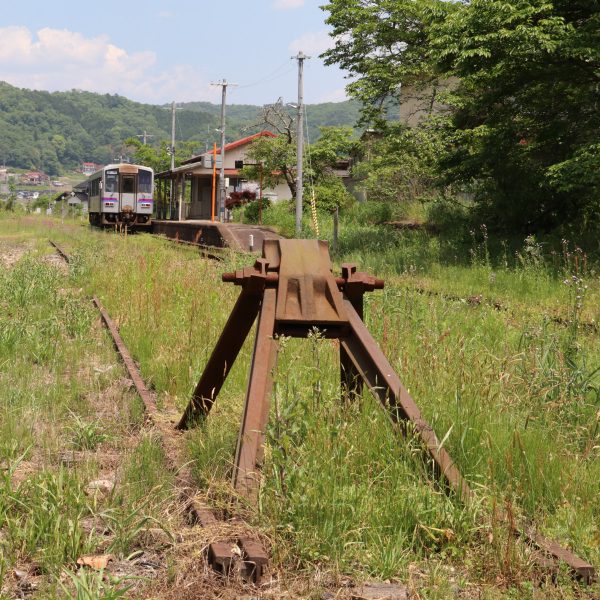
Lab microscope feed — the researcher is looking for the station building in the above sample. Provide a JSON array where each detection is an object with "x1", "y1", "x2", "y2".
[{"x1": 156, "y1": 131, "x2": 291, "y2": 221}]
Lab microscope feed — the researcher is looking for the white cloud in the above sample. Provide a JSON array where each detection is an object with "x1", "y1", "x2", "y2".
[
  {"x1": 289, "y1": 31, "x2": 334, "y2": 56},
  {"x1": 0, "y1": 26, "x2": 216, "y2": 103},
  {"x1": 273, "y1": 0, "x2": 305, "y2": 10}
]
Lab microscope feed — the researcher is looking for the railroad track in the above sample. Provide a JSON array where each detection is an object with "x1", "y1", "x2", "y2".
[
  {"x1": 49, "y1": 239, "x2": 270, "y2": 587},
  {"x1": 48, "y1": 239, "x2": 71, "y2": 263},
  {"x1": 49, "y1": 237, "x2": 596, "y2": 587}
]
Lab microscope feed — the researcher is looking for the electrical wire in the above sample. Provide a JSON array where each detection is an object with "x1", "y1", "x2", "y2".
[{"x1": 234, "y1": 60, "x2": 296, "y2": 90}]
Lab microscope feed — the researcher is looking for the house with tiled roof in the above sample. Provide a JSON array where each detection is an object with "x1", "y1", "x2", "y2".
[
  {"x1": 156, "y1": 131, "x2": 291, "y2": 220},
  {"x1": 21, "y1": 171, "x2": 49, "y2": 185}
]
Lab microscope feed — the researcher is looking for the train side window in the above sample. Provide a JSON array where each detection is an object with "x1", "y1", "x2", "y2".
[
  {"x1": 105, "y1": 170, "x2": 118, "y2": 193},
  {"x1": 138, "y1": 170, "x2": 152, "y2": 193}
]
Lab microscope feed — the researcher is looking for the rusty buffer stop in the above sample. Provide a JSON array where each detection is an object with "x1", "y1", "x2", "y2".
[{"x1": 177, "y1": 239, "x2": 594, "y2": 583}]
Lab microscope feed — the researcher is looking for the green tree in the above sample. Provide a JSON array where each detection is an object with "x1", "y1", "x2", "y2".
[
  {"x1": 321, "y1": 0, "x2": 448, "y2": 125},
  {"x1": 322, "y1": 0, "x2": 600, "y2": 230},
  {"x1": 431, "y1": 0, "x2": 600, "y2": 229},
  {"x1": 241, "y1": 100, "x2": 299, "y2": 198},
  {"x1": 242, "y1": 125, "x2": 359, "y2": 210},
  {"x1": 353, "y1": 122, "x2": 445, "y2": 204},
  {"x1": 307, "y1": 126, "x2": 358, "y2": 180},
  {"x1": 242, "y1": 134, "x2": 298, "y2": 199},
  {"x1": 311, "y1": 176, "x2": 354, "y2": 213}
]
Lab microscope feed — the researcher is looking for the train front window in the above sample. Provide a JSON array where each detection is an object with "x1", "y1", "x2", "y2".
[
  {"x1": 105, "y1": 170, "x2": 118, "y2": 193},
  {"x1": 122, "y1": 175, "x2": 135, "y2": 194},
  {"x1": 138, "y1": 170, "x2": 152, "y2": 193}
]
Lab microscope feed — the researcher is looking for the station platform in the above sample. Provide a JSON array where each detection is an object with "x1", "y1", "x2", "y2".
[{"x1": 151, "y1": 220, "x2": 282, "y2": 252}]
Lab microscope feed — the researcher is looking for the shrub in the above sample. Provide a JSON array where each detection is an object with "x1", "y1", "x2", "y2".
[{"x1": 243, "y1": 198, "x2": 272, "y2": 224}]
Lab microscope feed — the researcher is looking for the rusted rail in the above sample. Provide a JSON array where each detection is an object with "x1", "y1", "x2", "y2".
[
  {"x1": 48, "y1": 240, "x2": 70, "y2": 263},
  {"x1": 49, "y1": 239, "x2": 270, "y2": 584},
  {"x1": 92, "y1": 297, "x2": 158, "y2": 415},
  {"x1": 156, "y1": 235, "x2": 227, "y2": 261}
]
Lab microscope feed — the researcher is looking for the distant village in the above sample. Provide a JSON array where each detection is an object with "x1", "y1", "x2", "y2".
[{"x1": 0, "y1": 162, "x2": 103, "y2": 212}]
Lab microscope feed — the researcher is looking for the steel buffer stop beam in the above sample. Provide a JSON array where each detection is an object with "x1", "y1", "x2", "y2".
[{"x1": 176, "y1": 239, "x2": 594, "y2": 584}]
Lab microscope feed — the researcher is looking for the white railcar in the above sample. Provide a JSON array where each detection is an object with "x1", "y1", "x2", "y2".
[{"x1": 79, "y1": 163, "x2": 154, "y2": 228}]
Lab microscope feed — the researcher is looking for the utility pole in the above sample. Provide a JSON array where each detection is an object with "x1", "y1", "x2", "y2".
[
  {"x1": 293, "y1": 51, "x2": 310, "y2": 236},
  {"x1": 170, "y1": 102, "x2": 176, "y2": 219},
  {"x1": 170, "y1": 101, "x2": 176, "y2": 173},
  {"x1": 211, "y1": 79, "x2": 237, "y2": 222},
  {"x1": 136, "y1": 130, "x2": 154, "y2": 145}
]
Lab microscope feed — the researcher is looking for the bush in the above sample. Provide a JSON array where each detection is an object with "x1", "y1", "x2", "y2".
[
  {"x1": 309, "y1": 176, "x2": 355, "y2": 213},
  {"x1": 242, "y1": 198, "x2": 272, "y2": 224}
]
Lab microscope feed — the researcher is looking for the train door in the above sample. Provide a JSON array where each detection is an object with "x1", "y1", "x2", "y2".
[{"x1": 120, "y1": 173, "x2": 136, "y2": 211}]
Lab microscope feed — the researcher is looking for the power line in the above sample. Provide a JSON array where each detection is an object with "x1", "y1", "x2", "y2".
[{"x1": 235, "y1": 60, "x2": 295, "y2": 90}]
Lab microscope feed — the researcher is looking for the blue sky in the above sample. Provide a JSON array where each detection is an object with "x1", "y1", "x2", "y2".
[{"x1": 0, "y1": 0, "x2": 349, "y2": 106}]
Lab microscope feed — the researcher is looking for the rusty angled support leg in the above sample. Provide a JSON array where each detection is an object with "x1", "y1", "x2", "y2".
[
  {"x1": 233, "y1": 288, "x2": 279, "y2": 496},
  {"x1": 340, "y1": 298, "x2": 595, "y2": 582},
  {"x1": 340, "y1": 264, "x2": 365, "y2": 398},
  {"x1": 177, "y1": 288, "x2": 262, "y2": 429},
  {"x1": 340, "y1": 298, "x2": 472, "y2": 504}
]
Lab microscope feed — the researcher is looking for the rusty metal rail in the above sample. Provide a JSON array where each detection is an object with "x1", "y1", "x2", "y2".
[
  {"x1": 156, "y1": 234, "x2": 227, "y2": 261},
  {"x1": 48, "y1": 240, "x2": 70, "y2": 263},
  {"x1": 92, "y1": 296, "x2": 269, "y2": 583},
  {"x1": 49, "y1": 239, "x2": 270, "y2": 584},
  {"x1": 178, "y1": 238, "x2": 595, "y2": 584},
  {"x1": 93, "y1": 296, "x2": 158, "y2": 415}
]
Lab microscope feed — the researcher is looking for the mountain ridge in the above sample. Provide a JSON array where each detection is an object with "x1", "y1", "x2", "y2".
[{"x1": 0, "y1": 81, "x2": 360, "y2": 175}]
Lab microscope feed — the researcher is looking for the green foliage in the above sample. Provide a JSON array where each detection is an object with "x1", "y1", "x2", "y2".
[
  {"x1": 354, "y1": 122, "x2": 446, "y2": 204},
  {"x1": 60, "y1": 567, "x2": 135, "y2": 600},
  {"x1": 431, "y1": 0, "x2": 600, "y2": 230},
  {"x1": 344, "y1": 201, "x2": 393, "y2": 225},
  {"x1": 307, "y1": 126, "x2": 358, "y2": 179},
  {"x1": 0, "y1": 82, "x2": 211, "y2": 174},
  {"x1": 68, "y1": 413, "x2": 109, "y2": 451},
  {"x1": 310, "y1": 175, "x2": 354, "y2": 213},
  {"x1": 5, "y1": 469, "x2": 95, "y2": 572},
  {"x1": 0, "y1": 81, "x2": 362, "y2": 175},
  {"x1": 262, "y1": 333, "x2": 477, "y2": 575},
  {"x1": 32, "y1": 194, "x2": 52, "y2": 211},
  {"x1": 241, "y1": 198, "x2": 272, "y2": 224},
  {"x1": 242, "y1": 125, "x2": 360, "y2": 205},
  {"x1": 322, "y1": 0, "x2": 600, "y2": 232},
  {"x1": 242, "y1": 135, "x2": 297, "y2": 198},
  {"x1": 321, "y1": 0, "x2": 448, "y2": 125}
]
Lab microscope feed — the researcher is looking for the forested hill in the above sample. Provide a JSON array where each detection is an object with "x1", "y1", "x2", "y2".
[{"x1": 0, "y1": 82, "x2": 360, "y2": 176}]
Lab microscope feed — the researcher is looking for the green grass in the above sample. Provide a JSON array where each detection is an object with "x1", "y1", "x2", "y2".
[
  {"x1": 1, "y1": 213, "x2": 598, "y2": 598},
  {"x1": 0, "y1": 217, "x2": 179, "y2": 597}
]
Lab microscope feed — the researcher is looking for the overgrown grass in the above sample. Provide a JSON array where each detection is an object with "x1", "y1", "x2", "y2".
[
  {"x1": 0, "y1": 219, "x2": 178, "y2": 597},
  {"x1": 3, "y1": 215, "x2": 598, "y2": 597}
]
